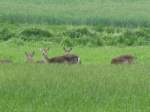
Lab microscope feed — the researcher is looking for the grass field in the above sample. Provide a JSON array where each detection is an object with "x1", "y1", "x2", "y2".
[
  {"x1": 0, "y1": 42, "x2": 150, "y2": 64},
  {"x1": 0, "y1": 64, "x2": 149, "y2": 112},
  {"x1": 1, "y1": 42, "x2": 149, "y2": 112},
  {"x1": 0, "y1": 0, "x2": 150, "y2": 26},
  {"x1": 0, "y1": 0, "x2": 150, "y2": 111}
]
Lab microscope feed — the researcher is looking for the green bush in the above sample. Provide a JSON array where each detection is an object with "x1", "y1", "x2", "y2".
[
  {"x1": 63, "y1": 27, "x2": 95, "y2": 39},
  {"x1": 0, "y1": 28, "x2": 15, "y2": 41},
  {"x1": 1, "y1": 24, "x2": 150, "y2": 47},
  {"x1": 20, "y1": 28, "x2": 53, "y2": 41}
]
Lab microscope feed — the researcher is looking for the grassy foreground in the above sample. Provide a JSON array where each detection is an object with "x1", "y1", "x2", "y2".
[{"x1": 0, "y1": 64, "x2": 149, "y2": 112}]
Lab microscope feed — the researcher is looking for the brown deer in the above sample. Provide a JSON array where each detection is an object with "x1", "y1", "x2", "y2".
[
  {"x1": 40, "y1": 48, "x2": 81, "y2": 64},
  {"x1": 64, "y1": 47, "x2": 72, "y2": 55},
  {"x1": 111, "y1": 55, "x2": 135, "y2": 64},
  {"x1": 25, "y1": 51, "x2": 45, "y2": 64},
  {"x1": 0, "y1": 59, "x2": 12, "y2": 64},
  {"x1": 64, "y1": 47, "x2": 81, "y2": 64}
]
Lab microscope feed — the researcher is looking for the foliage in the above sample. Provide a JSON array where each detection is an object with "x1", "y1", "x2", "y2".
[
  {"x1": 0, "y1": 28, "x2": 15, "y2": 41},
  {"x1": 1, "y1": 24, "x2": 150, "y2": 46},
  {"x1": 20, "y1": 28, "x2": 53, "y2": 41}
]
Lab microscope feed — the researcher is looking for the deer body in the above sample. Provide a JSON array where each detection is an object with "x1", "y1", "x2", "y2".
[
  {"x1": 41, "y1": 48, "x2": 80, "y2": 64},
  {"x1": 111, "y1": 55, "x2": 134, "y2": 64},
  {"x1": 63, "y1": 47, "x2": 81, "y2": 64},
  {"x1": 0, "y1": 60, "x2": 12, "y2": 64},
  {"x1": 43, "y1": 53, "x2": 80, "y2": 64}
]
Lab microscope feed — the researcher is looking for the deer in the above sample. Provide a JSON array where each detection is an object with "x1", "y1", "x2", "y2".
[
  {"x1": 63, "y1": 47, "x2": 81, "y2": 64},
  {"x1": 64, "y1": 47, "x2": 72, "y2": 55},
  {"x1": 25, "y1": 51, "x2": 45, "y2": 64},
  {"x1": 0, "y1": 59, "x2": 12, "y2": 64},
  {"x1": 111, "y1": 54, "x2": 135, "y2": 64},
  {"x1": 40, "y1": 48, "x2": 81, "y2": 64}
]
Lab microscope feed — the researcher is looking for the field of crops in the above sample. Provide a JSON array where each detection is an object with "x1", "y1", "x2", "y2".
[{"x1": 0, "y1": 0, "x2": 150, "y2": 26}]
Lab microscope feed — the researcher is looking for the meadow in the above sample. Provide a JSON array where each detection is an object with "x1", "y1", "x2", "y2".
[
  {"x1": 0, "y1": 41, "x2": 150, "y2": 64},
  {"x1": 0, "y1": 42, "x2": 149, "y2": 112},
  {"x1": 0, "y1": 0, "x2": 150, "y2": 111}
]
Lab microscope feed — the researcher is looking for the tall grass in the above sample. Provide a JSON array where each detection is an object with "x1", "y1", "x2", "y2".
[
  {"x1": 0, "y1": 0, "x2": 150, "y2": 26},
  {"x1": 0, "y1": 64, "x2": 149, "y2": 112}
]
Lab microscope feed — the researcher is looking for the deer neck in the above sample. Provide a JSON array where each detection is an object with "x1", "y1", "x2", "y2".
[{"x1": 43, "y1": 54, "x2": 51, "y2": 63}]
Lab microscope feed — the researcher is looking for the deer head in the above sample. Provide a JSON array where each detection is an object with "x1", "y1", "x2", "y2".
[
  {"x1": 64, "y1": 47, "x2": 72, "y2": 55},
  {"x1": 25, "y1": 51, "x2": 35, "y2": 63},
  {"x1": 40, "y1": 48, "x2": 50, "y2": 63}
]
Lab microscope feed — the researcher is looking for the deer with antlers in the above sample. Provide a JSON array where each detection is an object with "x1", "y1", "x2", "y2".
[
  {"x1": 40, "y1": 48, "x2": 81, "y2": 64},
  {"x1": 111, "y1": 54, "x2": 135, "y2": 64}
]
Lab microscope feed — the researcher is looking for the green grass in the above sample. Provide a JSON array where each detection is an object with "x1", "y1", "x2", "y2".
[
  {"x1": 0, "y1": 64, "x2": 149, "y2": 112},
  {"x1": 0, "y1": 0, "x2": 150, "y2": 26},
  {"x1": 0, "y1": 41, "x2": 150, "y2": 64},
  {"x1": 0, "y1": 1, "x2": 149, "y2": 111}
]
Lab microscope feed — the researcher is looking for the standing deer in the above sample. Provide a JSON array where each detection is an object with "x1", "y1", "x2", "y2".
[
  {"x1": 111, "y1": 55, "x2": 135, "y2": 64},
  {"x1": 40, "y1": 48, "x2": 81, "y2": 64},
  {"x1": 25, "y1": 51, "x2": 45, "y2": 64}
]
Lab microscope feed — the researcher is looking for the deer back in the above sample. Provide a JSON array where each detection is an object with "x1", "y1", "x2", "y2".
[
  {"x1": 0, "y1": 60, "x2": 12, "y2": 64},
  {"x1": 111, "y1": 55, "x2": 134, "y2": 64},
  {"x1": 64, "y1": 54, "x2": 80, "y2": 64}
]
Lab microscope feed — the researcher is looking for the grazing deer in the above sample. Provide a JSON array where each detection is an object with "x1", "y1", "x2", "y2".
[
  {"x1": 25, "y1": 51, "x2": 45, "y2": 64},
  {"x1": 40, "y1": 48, "x2": 81, "y2": 64},
  {"x1": 111, "y1": 55, "x2": 135, "y2": 64}
]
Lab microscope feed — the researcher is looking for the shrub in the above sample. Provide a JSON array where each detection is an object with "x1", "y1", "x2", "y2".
[
  {"x1": 20, "y1": 28, "x2": 53, "y2": 41},
  {"x1": 0, "y1": 28, "x2": 14, "y2": 41},
  {"x1": 63, "y1": 27, "x2": 95, "y2": 39}
]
